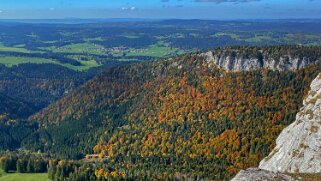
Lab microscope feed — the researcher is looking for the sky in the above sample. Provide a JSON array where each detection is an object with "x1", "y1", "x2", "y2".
[{"x1": 0, "y1": 0, "x2": 320, "y2": 19}]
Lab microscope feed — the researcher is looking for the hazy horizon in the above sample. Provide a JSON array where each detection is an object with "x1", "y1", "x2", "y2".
[{"x1": 0, "y1": 0, "x2": 320, "y2": 19}]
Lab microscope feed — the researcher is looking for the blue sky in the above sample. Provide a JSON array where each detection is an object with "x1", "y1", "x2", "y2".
[{"x1": 0, "y1": 0, "x2": 320, "y2": 19}]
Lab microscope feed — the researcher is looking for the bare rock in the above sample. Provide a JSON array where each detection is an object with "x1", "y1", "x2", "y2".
[
  {"x1": 231, "y1": 168, "x2": 293, "y2": 181},
  {"x1": 203, "y1": 50, "x2": 320, "y2": 72}
]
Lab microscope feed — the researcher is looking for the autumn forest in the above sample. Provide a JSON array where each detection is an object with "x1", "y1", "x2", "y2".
[{"x1": 0, "y1": 19, "x2": 321, "y2": 181}]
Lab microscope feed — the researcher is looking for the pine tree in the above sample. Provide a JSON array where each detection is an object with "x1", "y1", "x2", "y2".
[
  {"x1": 54, "y1": 166, "x2": 62, "y2": 181},
  {"x1": 27, "y1": 159, "x2": 34, "y2": 173},
  {"x1": 1, "y1": 158, "x2": 9, "y2": 173},
  {"x1": 16, "y1": 159, "x2": 24, "y2": 173}
]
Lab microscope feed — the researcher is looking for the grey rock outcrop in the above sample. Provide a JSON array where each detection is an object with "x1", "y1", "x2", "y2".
[
  {"x1": 259, "y1": 73, "x2": 321, "y2": 173},
  {"x1": 231, "y1": 168, "x2": 293, "y2": 181},
  {"x1": 203, "y1": 51, "x2": 321, "y2": 72}
]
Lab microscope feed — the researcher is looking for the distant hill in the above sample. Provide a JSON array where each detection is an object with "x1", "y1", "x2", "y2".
[{"x1": 26, "y1": 45, "x2": 321, "y2": 180}]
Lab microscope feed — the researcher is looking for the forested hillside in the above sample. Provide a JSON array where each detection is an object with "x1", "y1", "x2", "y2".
[
  {"x1": 0, "y1": 93, "x2": 35, "y2": 120},
  {"x1": 0, "y1": 64, "x2": 87, "y2": 114},
  {"x1": 25, "y1": 46, "x2": 321, "y2": 180},
  {"x1": 0, "y1": 64, "x2": 91, "y2": 153}
]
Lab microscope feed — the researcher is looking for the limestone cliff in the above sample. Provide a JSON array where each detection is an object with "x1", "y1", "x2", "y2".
[
  {"x1": 203, "y1": 47, "x2": 321, "y2": 72},
  {"x1": 259, "y1": 73, "x2": 321, "y2": 173}
]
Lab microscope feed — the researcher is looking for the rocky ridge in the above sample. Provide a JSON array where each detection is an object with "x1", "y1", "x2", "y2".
[{"x1": 203, "y1": 48, "x2": 321, "y2": 72}]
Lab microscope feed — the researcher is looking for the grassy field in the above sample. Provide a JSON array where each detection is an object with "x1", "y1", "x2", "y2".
[
  {"x1": 83, "y1": 37, "x2": 105, "y2": 42},
  {"x1": 43, "y1": 43, "x2": 106, "y2": 55},
  {"x1": 0, "y1": 44, "x2": 30, "y2": 53},
  {"x1": 0, "y1": 169, "x2": 49, "y2": 181},
  {"x1": 0, "y1": 57, "x2": 56, "y2": 67},
  {"x1": 212, "y1": 32, "x2": 240, "y2": 40},
  {"x1": 0, "y1": 56, "x2": 99, "y2": 71},
  {"x1": 122, "y1": 35, "x2": 140, "y2": 39},
  {"x1": 245, "y1": 35, "x2": 272, "y2": 43},
  {"x1": 63, "y1": 59, "x2": 100, "y2": 71},
  {"x1": 126, "y1": 45, "x2": 184, "y2": 58}
]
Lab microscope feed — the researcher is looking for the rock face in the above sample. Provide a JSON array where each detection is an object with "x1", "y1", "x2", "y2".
[
  {"x1": 203, "y1": 50, "x2": 321, "y2": 72},
  {"x1": 259, "y1": 73, "x2": 321, "y2": 173},
  {"x1": 231, "y1": 168, "x2": 293, "y2": 181}
]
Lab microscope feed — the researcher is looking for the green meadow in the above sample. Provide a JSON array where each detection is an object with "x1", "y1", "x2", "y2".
[
  {"x1": 126, "y1": 42, "x2": 184, "y2": 58},
  {"x1": 0, "y1": 56, "x2": 99, "y2": 71},
  {"x1": 0, "y1": 44, "x2": 30, "y2": 53},
  {"x1": 0, "y1": 57, "x2": 56, "y2": 67},
  {"x1": 0, "y1": 169, "x2": 49, "y2": 181},
  {"x1": 42, "y1": 43, "x2": 106, "y2": 55}
]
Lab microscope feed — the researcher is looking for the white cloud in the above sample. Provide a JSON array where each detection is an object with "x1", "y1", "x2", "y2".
[
  {"x1": 49, "y1": 8, "x2": 55, "y2": 11},
  {"x1": 195, "y1": 0, "x2": 261, "y2": 3},
  {"x1": 121, "y1": 6, "x2": 137, "y2": 11}
]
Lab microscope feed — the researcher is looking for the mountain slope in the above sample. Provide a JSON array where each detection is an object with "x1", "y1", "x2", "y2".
[
  {"x1": 27, "y1": 46, "x2": 321, "y2": 179},
  {"x1": 0, "y1": 63, "x2": 85, "y2": 120},
  {"x1": 30, "y1": 46, "x2": 321, "y2": 124},
  {"x1": 0, "y1": 93, "x2": 34, "y2": 120},
  {"x1": 259, "y1": 73, "x2": 321, "y2": 173},
  {"x1": 0, "y1": 63, "x2": 97, "y2": 153},
  {"x1": 0, "y1": 63, "x2": 88, "y2": 115},
  {"x1": 0, "y1": 61, "x2": 132, "y2": 120}
]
